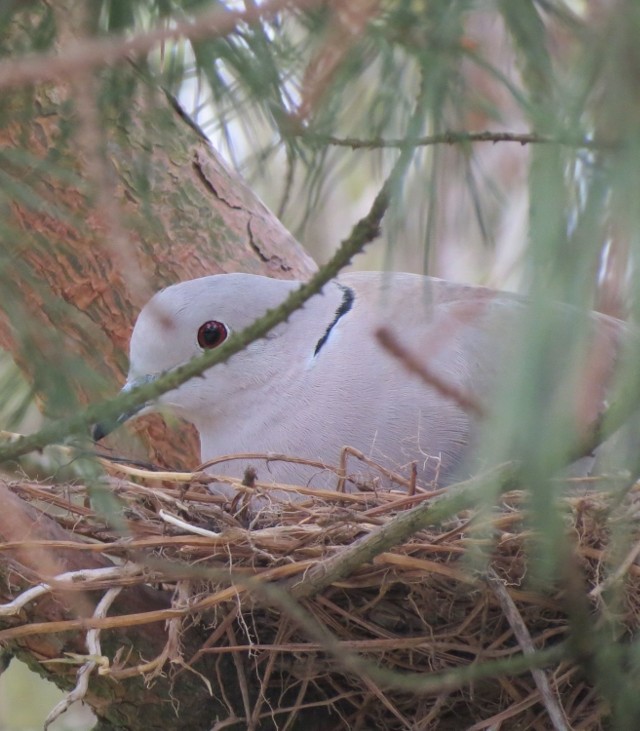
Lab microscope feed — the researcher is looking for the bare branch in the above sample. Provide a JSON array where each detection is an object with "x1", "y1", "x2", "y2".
[
  {"x1": 485, "y1": 569, "x2": 570, "y2": 731},
  {"x1": 0, "y1": 0, "x2": 321, "y2": 91},
  {"x1": 300, "y1": 129, "x2": 608, "y2": 150},
  {"x1": 375, "y1": 327, "x2": 485, "y2": 418}
]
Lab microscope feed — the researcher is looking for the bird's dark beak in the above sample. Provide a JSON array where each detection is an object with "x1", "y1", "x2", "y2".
[{"x1": 91, "y1": 376, "x2": 155, "y2": 442}]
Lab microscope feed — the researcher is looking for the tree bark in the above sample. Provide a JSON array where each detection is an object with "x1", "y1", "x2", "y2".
[
  {"x1": 0, "y1": 15, "x2": 317, "y2": 730},
  {"x1": 0, "y1": 67, "x2": 315, "y2": 468},
  {"x1": 0, "y1": 482, "x2": 250, "y2": 730}
]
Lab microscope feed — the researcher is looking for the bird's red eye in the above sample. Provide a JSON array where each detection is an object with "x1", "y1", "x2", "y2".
[{"x1": 197, "y1": 320, "x2": 228, "y2": 350}]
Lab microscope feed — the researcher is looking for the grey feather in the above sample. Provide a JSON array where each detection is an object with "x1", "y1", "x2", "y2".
[{"x1": 112, "y1": 272, "x2": 626, "y2": 495}]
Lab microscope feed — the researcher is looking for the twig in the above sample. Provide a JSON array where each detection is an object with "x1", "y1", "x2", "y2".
[
  {"x1": 288, "y1": 463, "x2": 515, "y2": 600},
  {"x1": 182, "y1": 605, "x2": 240, "y2": 673},
  {"x1": 0, "y1": 0, "x2": 321, "y2": 91},
  {"x1": 249, "y1": 619, "x2": 289, "y2": 728},
  {"x1": 589, "y1": 538, "x2": 640, "y2": 599},
  {"x1": 485, "y1": 569, "x2": 569, "y2": 731},
  {"x1": 240, "y1": 575, "x2": 570, "y2": 695},
  {"x1": 375, "y1": 327, "x2": 485, "y2": 417},
  {"x1": 198, "y1": 451, "x2": 339, "y2": 476},
  {"x1": 0, "y1": 560, "x2": 315, "y2": 641},
  {"x1": 0, "y1": 565, "x2": 143, "y2": 616},
  {"x1": 299, "y1": 129, "x2": 608, "y2": 150},
  {"x1": 337, "y1": 445, "x2": 415, "y2": 492},
  {"x1": 44, "y1": 586, "x2": 122, "y2": 730},
  {"x1": 158, "y1": 509, "x2": 222, "y2": 538},
  {"x1": 111, "y1": 581, "x2": 191, "y2": 681},
  {"x1": 226, "y1": 622, "x2": 254, "y2": 728}
]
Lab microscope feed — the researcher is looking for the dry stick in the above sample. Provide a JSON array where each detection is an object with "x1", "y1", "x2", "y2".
[
  {"x1": 253, "y1": 691, "x2": 362, "y2": 725},
  {"x1": 0, "y1": 605, "x2": 175, "y2": 641},
  {"x1": 375, "y1": 327, "x2": 485, "y2": 417},
  {"x1": 485, "y1": 569, "x2": 570, "y2": 731},
  {"x1": 288, "y1": 463, "x2": 514, "y2": 601},
  {"x1": 196, "y1": 638, "x2": 495, "y2": 654},
  {"x1": 115, "y1": 581, "x2": 190, "y2": 682},
  {"x1": 466, "y1": 691, "x2": 551, "y2": 731},
  {"x1": 226, "y1": 623, "x2": 253, "y2": 728},
  {"x1": 336, "y1": 445, "x2": 415, "y2": 492},
  {"x1": 280, "y1": 673, "x2": 312, "y2": 731},
  {"x1": 180, "y1": 606, "x2": 240, "y2": 675},
  {"x1": 361, "y1": 672, "x2": 410, "y2": 728},
  {"x1": 0, "y1": 559, "x2": 315, "y2": 642},
  {"x1": 6, "y1": 446, "x2": 383, "y2": 508},
  {"x1": 43, "y1": 585, "x2": 122, "y2": 730},
  {"x1": 158, "y1": 509, "x2": 222, "y2": 538},
  {"x1": 362, "y1": 489, "x2": 447, "y2": 517},
  {"x1": 248, "y1": 620, "x2": 286, "y2": 728},
  {"x1": 239, "y1": 573, "x2": 570, "y2": 695},
  {"x1": 0, "y1": 565, "x2": 143, "y2": 616},
  {"x1": 199, "y1": 452, "x2": 340, "y2": 475},
  {"x1": 301, "y1": 129, "x2": 608, "y2": 151},
  {"x1": 589, "y1": 537, "x2": 640, "y2": 599},
  {"x1": 0, "y1": 505, "x2": 573, "y2": 700}
]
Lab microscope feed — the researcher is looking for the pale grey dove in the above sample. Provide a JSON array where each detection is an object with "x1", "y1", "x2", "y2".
[{"x1": 94, "y1": 272, "x2": 627, "y2": 496}]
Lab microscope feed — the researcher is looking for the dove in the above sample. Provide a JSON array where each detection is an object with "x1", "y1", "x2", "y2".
[{"x1": 93, "y1": 272, "x2": 626, "y2": 497}]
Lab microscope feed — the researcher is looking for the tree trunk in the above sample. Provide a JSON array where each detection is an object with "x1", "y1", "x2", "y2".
[
  {"x1": 0, "y1": 12, "x2": 316, "y2": 730},
  {"x1": 0, "y1": 482, "x2": 245, "y2": 730},
  {"x1": 0, "y1": 66, "x2": 315, "y2": 467}
]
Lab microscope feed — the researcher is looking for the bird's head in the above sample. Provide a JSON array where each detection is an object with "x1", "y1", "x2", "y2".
[{"x1": 92, "y1": 273, "x2": 302, "y2": 440}]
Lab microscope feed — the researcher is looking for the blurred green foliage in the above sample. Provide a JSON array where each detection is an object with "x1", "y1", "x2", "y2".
[{"x1": 2, "y1": 0, "x2": 640, "y2": 727}]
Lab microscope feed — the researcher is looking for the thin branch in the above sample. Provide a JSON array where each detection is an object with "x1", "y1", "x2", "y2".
[
  {"x1": 0, "y1": 565, "x2": 144, "y2": 616},
  {"x1": 590, "y1": 538, "x2": 640, "y2": 599},
  {"x1": 0, "y1": 0, "x2": 321, "y2": 91},
  {"x1": 158, "y1": 509, "x2": 222, "y2": 538},
  {"x1": 336, "y1": 445, "x2": 417, "y2": 492},
  {"x1": 0, "y1": 559, "x2": 314, "y2": 641},
  {"x1": 299, "y1": 129, "x2": 609, "y2": 150},
  {"x1": 375, "y1": 327, "x2": 485, "y2": 417},
  {"x1": 485, "y1": 569, "x2": 569, "y2": 731},
  {"x1": 43, "y1": 586, "x2": 122, "y2": 730},
  {"x1": 243, "y1": 575, "x2": 570, "y2": 695},
  {"x1": 288, "y1": 463, "x2": 515, "y2": 600},
  {"x1": 108, "y1": 581, "x2": 190, "y2": 682}
]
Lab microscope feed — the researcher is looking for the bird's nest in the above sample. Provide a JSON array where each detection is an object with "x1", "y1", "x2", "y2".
[{"x1": 3, "y1": 449, "x2": 640, "y2": 730}]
